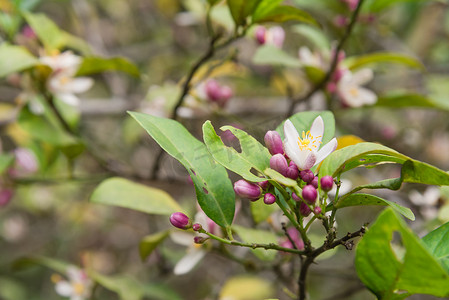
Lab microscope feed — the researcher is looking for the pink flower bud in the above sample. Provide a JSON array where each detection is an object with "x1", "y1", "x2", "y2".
[
  {"x1": 169, "y1": 212, "x2": 191, "y2": 229},
  {"x1": 311, "y1": 176, "x2": 319, "y2": 189},
  {"x1": 10, "y1": 148, "x2": 39, "y2": 177},
  {"x1": 192, "y1": 223, "x2": 202, "y2": 231},
  {"x1": 234, "y1": 179, "x2": 262, "y2": 200},
  {"x1": 299, "y1": 202, "x2": 311, "y2": 217},
  {"x1": 264, "y1": 131, "x2": 284, "y2": 155},
  {"x1": 302, "y1": 185, "x2": 317, "y2": 204},
  {"x1": 320, "y1": 176, "x2": 334, "y2": 192},
  {"x1": 286, "y1": 227, "x2": 305, "y2": 250},
  {"x1": 194, "y1": 236, "x2": 207, "y2": 244},
  {"x1": 299, "y1": 170, "x2": 314, "y2": 183},
  {"x1": 205, "y1": 79, "x2": 222, "y2": 101},
  {"x1": 258, "y1": 180, "x2": 269, "y2": 189},
  {"x1": 334, "y1": 15, "x2": 348, "y2": 27},
  {"x1": 292, "y1": 192, "x2": 301, "y2": 202},
  {"x1": 268, "y1": 26, "x2": 285, "y2": 49},
  {"x1": 314, "y1": 206, "x2": 322, "y2": 215},
  {"x1": 270, "y1": 154, "x2": 288, "y2": 176},
  {"x1": 263, "y1": 193, "x2": 276, "y2": 205},
  {"x1": 22, "y1": 25, "x2": 36, "y2": 39},
  {"x1": 218, "y1": 86, "x2": 233, "y2": 107},
  {"x1": 255, "y1": 26, "x2": 266, "y2": 44},
  {"x1": 285, "y1": 161, "x2": 299, "y2": 180},
  {"x1": 0, "y1": 189, "x2": 13, "y2": 207}
]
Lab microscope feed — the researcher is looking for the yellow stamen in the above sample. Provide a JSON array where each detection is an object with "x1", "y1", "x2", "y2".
[
  {"x1": 297, "y1": 130, "x2": 321, "y2": 151},
  {"x1": 72, "y1": 282, "x2": 85, "y2": 295},
  {"x1": 59, "y1": 76, "x2": 70, "y2": 85},
  {"x1": 349, "y1": 87, "x2": 359, "y2": 97}
]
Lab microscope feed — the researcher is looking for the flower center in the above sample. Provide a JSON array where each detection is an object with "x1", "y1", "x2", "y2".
[
  {"x1": 349, "y1": 87, "x2": 359, "y2": 97},
  {"x1": 72, "y1": 282, "x2": 85, "y2": 295},
  {"x1": 297, "y1": 130, "x2": 321, "y2": 151}
]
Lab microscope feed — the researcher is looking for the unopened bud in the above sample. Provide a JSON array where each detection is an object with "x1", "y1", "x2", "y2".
[
  {"x1": 267, "y1": 26, "x2": 285, "y2": 49},
  {"x1": 258, "y1": 180, "x2": 269, "y2": 189},
  {"x1": 311, "y1": 176, "x2": 319, "y2": 189},
  {"x1": 302, "y1": 185, "x2": 317, "y2": 204},
  {"x1": 255, "y1": 26, "x2": 266, "y2": 44},
  {"x1": 264, "y1": 193, "x2": 276, "y2": 205},
  {"x1": 264, "y1": 131, "x2": 284, "y2": 155},
  {"x1": 193, "y1": 236, "x2": 207, "y2": 244},
  {"x1": 270, "y1": 154, "x2": 288, "y2": 176},
  {"x1": 169, "y1": 212, "x2": 191, "y2": 230},
  {"x1": 205, "y1": 79, "x2": 222, "y2": 101},
  {"x1": 286, "y1": 161, "x2": 299, "y2": 180},
  {"x1": 313, "y1": 206, "x2": 322, "y2": 215},
  {"x1": 0, "y1": 189, "x2": 13, "y2": 207},
  {"x1": 299, "y1": 202, "x2": 311, "y2": 217},
  {"x1": 218, "y1": 86, "x2": 233, "y2": 107},
  {"x1": 234, "y1": 179, "x2": 262, "y2": 201},
  {"x1": 299, "y1": 170, "x2": 314, "y2": 183},
  {"x1": 292, "y1": 192, "x2": 301, "y2": 202},
  {"x1": 320, "y1": 176, "x2": 334, "y2": 192},
  {"x1": 192, "y1": 223, "x2": 202, "y2": 231}
]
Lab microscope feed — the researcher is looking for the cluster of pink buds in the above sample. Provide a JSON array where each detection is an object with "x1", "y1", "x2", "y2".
[
  {"x1": 254, "y1": 26, "x2": 285, "y2": 49},
  {"x1": 205, "y1": 79, "x2": 233, "y2": 108}
]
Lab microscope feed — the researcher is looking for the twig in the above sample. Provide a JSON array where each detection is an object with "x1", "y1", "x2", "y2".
[{"x1": 285, "y1": 0, "x2": 366, "y2": 117}]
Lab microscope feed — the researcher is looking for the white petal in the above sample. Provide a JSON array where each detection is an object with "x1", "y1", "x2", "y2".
[
  {"x1": 170, "y1": 232, "x2": 194, "y2": 247},
  {"x1": 58, "y1": 93, "x2": 80, "y2": 106},
  {"x1": 284, "y1": 138, "x2": 305, "y2": 169},
  {"x1": 309, "y1": 116, "x2": 324, "y2": 146},
  {"x1": 65, "y1": 77, "x2": 94, "y2": 93},
  {"x1": 357, "y1": 88, "x2": 377, "y2": 105},
  {"x1": 315, "y1": 138, "x2": 337, "y2": 166},
  {"x1": 55, "y1": 281, "x2": 73, "y2": 296},
  {"x1": 424, "y1": 187, "x2": 441, "y2": 205},
  {"x1": 174, "y1": 249, "x2": 206, "y2": 275},
  {"x1": 302, "y1": 152, "x2": 317, "y2": 170},
  {"x1": 352, "y1": 68, "x2": 373, "y2": 85},
  {"x1": 283, "y1": 120, "x2": 300, "y2": 143}
]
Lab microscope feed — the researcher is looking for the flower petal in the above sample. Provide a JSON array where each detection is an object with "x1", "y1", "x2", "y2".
[
  {"x1": 310, "y1": 116, "x2": 324, "y2": 146},
  {"x1": 283, "y1": 120, "x2": 299, "y2": 143},
  {"x1": 352, "y1": 68, "x2": 373, "y2": 85},
  {"x1": 55, "y1": 281, "x2": 73, "y2": 296},
  {"x1": 315, "y1": 138, "x2": 337, "y2": 165},
  {"x1": 65, "y1": 77, "x2": 94, "y2": 94},
  {"x1": 174, "y1": 248, "x2": 206, "y2": 275},
  {"x1": 170, "y1": 232, "x2": 194, "y2": 247},
  {"x1": 356, "y1": 88, "x2": 377, "y2": 105},
  {"x1": 58, "y1": 93, "x2": 80, "y2": 106},
  {"x1": 302, "y1": 152, "x2": 317, "y2": 170}
]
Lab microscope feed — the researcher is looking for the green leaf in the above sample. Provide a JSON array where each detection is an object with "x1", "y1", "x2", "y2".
[
  {"x1": 90, "y1": 177, "x2": 182, "y2": 215},
  {"x1": 0, "y1": 277, "x2": 28, "y2": 300},
  {"x1": 319, "y1": 142, "x2": 408, "y2": 177},
  {"x1": 264, "y1": 168, "x2": 298, "y2": 188},
  {"x1": 363, "y1": 0, "x2": 429, "y2": 13},
  {"x1": 252, "y1": 5, "x2": 318, "y2": 26},
  {"x1": 233, "y1": 225, "x2": 278, "y2": 261},
  {"x1": 203, "y1": 121, "x2": 270, "y2": 182},
  {"x1": 251, "y1": 197, "x2": 279, "y2": 224},
  {"x1": 303, "y1": 65, "x2": 325, "y2": 84},
  {"x1": 356, "y1": 209, "x2": 449, "y2": 299},
  {"x1": 226, "y1": 0, "x2": 262, "y2": 26},
  {"x1": 23, "y1": 12, "x2": 90, "y2": 54},
  {"x1": 292, "y1": 24, "x2": 330, "y2": 50},
  {"x1": 0, "y1": 154, "x2": 14, "y2": 175},
  {"x1": 345, "y1": 52, "x2": 425, "y2": 71},
  {"x1": 422, "y1": 222, "x2": 449, "y2": 273},
  {"x1": 12, "y1": 255, "x2": 69, "y2": 273},
  {"x1": 252, "y1": 45, "x2": 301, "y2": 68},
  {"x1": 0, "y1": 44, "x2": 38, "y2": 77},
  {"x1": 76, "y1": 56, "x2": 140, "y2": 78},
  {"x1": 129, "y1": 112, "x2": 235, "y2": 228},
  {"x1": 376, "y1": 93, "x2": 449, "y2": 111},
  {"x1": 333, "y1": 193, "x2": 415, "y2": 220},
  {"x1": 17, "y1": 106, "x2": 80, "y2": 147},
  {"x1": 139, "y1": 231, "x2": 170, "y2": 261},
  {"x1": 275, "y1": 110, "x2": 335, "y2": 145}
]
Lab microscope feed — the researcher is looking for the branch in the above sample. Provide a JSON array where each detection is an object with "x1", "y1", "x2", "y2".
[{"x1": 286, "y1": 0, "x2": 366, "y2": 117}]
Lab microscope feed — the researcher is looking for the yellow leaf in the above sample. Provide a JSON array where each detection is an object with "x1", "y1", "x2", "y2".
[
  {"x1": 220, "y1": 276, "x2": 274, "y2": 300},
  {"x1": 336, "y1": 135, "x2": 365, "y2": 150}
]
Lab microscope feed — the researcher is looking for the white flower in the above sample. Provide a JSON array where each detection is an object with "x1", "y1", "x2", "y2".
[
  {"x1": 54, "y1": 267, "x2": 93, "y2": 300},
  {"x1": 298, "y1": 47, "x2": 326, "y2": 69},
  {"x1": 283, "y1": 116, "x2": 337, "y2": 170},
  {"x1": 337, "y1": 68, "x2": 377, "y2": 107},
  {"x1": 171, "y1": 211, "x2": 216, "y2": 275},
  {"x1": 40, "y1": 51, "x2": 93, "y2": 106},
  {"x1": 409, "y1": 187, "x2": 441, "y2": 220},
  {"x1": 265, "y1": 26, "x2": 285, "y2": 49}
]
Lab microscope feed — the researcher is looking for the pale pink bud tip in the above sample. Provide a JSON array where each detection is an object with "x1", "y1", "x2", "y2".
[
  {"x1": 264, "y1": 131, "x2": 284, "y2": 155},
  {"x1": 258, "y1": 180, "x2": 269, "y2": 189},
  {"x1": 169, "y1": 212, "x2": 191, "y2": 230},
  {"x1": 299, "y1": 170, "x2": 314, "y2": 183},
  {"x1": 263, "y1": 193, "x2": 276, "y2": 205},
  {"x1": 205, "y1": 79, "x2": 222, "y2": 101},
  {"x1": 320, "y1": 176, "x2": 334, "y2": 192},
  {"x1": 302, "y1": 185, "x2": 317, "y2": 204},
  {"x1": 234, "y1": 179, "x2": 262, "y2": 201},
  {"x1": 255, "y1": 26, "x2": 266, "y2": 44},
  {"x1": 299, "y1": 202, "x2": 311, "y2": 217},
  {"x1": 292, "y1": 192, "x2": 301, "y2": 202},
  {"x1": 0, "y1": 189, "x2": 13, "y2": 207},
  {"x1": 192, "y1": 223, "x2": 202, "y2": 231},
  {"x1": 314, "y1": 206, "x2": 322, "y2": 215},
  {"x1": 270, "y1": 154, "x2": 288, "y2": 176},
  {"x1": 193, "y1": 236, "x2": 207, "y2": 244}
]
